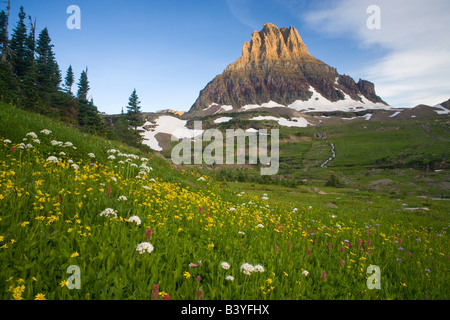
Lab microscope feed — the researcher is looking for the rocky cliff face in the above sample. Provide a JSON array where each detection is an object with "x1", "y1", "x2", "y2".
[{"x1": 187, "y1": 23, "x2": 387, "y2": 117}]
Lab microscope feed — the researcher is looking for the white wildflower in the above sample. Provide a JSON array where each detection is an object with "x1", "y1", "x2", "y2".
[
  {"x1": 128, "y1": 216, "x2": 141, "y2": 226},
  {"x1": 302, "y1": 270, "x2": 309, "y2": 277},
  {"x1": 40, "y1": 129, "x2": 52, "y2": 135},
  {"x1": 257, "y1": 224, "x2": 264, "y2": 228},
  {"x1": 142, "y1": 186, "x2": 151, "y2": 190},
  {"x1": 253, "y1": 264, "x2": 265, "y2": 273},
  {"x1": 240, "y1": 263, "x2": 254, "y2": 276},
  {"x1": 229, "y1": 207, "x2": 236, "y2": 211},
  {"x1": 71, "y1": 164, "x2": 79, "y2": 170},
  {"x1": 26, "y1": 132, "x2": 38, "y2": 139},
  {"x1": 108, "y1": 155, "x2": 116, "y2": 160},
  {"x1": 136, "y1": 242, "x2": 154, "y2": 254},
  {"x1": 107, "y1": 149, "x2": 117, "y2": 154},
  {"x1": 59, "y1": 152, "x2": 66, "y2": 156},
  {"x1": 88, "y1": 153, "x2": 95, "y2": 158},
  {"x1": 100, "y1": 208, "x2": 117, "y2": 219},
  {"x1": 225, "y1": 275, "x2": 234, "y2": 281},
  {"x1": 51, "y1": 140, "x2": 63, "y2": 146},
  {"x1": 117, "y1": 196, "x2": 127, "y2": 201},
  {"x1": 64, "y1": 142, "x2": 73, "y2": 147},
  {"x1": 46, "y1": 156, "x2": 59, "y2": 163},
  {"x1": 111, "y1": 177, "x2": 117, "y2": 182},
  {"x1": 3, "y1": 139, "x2": 12, "y2": 144},
  {"x1": 221, "y1": 262, "x2": 230, "y2": 270},
  {"x1": 238, "y1": 231, "x2": 245, "y2": 235},
  {"x1": 32, "y1": 139, "x2": 40, "y2": 144},
  {"x1": 197, "y1": 177, "x2": 206, "y2": 181}
]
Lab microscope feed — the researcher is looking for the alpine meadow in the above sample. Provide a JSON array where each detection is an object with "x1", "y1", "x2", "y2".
[{"x1": 0, "y1": 0, "x2": 449, "y2": 305}]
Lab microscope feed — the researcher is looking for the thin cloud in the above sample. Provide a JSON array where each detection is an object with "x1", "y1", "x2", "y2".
[
  {"x1": 226, "y1": 0, "x2": 262, "y2": 30},
  {"x1": 302, "y1": 0, "x2": 450, "y2": 107}
]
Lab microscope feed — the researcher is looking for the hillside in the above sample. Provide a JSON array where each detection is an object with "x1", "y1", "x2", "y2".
[{"x1": 1, "y1": 102, "x2": 449, "y2": 301}]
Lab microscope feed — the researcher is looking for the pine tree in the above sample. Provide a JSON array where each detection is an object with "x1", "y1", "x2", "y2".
[
  {"x1": 0, "y1": 0, "x2": 10, "y2": 62},
  {"x1": 64, "y1": 65, "x2": 74, "y2": 94},
  {"x1": 126, "y1": 88, "x2": 142, "y2": 131},
  {"x1": 35, "y1": 27, "x2": 61, "y2": 90},
  {"x1": 25, "y1": 16, "x2": 36, "y2": 63},
  {"x1": 9, "y1": 6, "x2": 32, "y2": 78},
  {"x1": 77, "y1": 68, "x2": 89, "y2": 100},
  {"x1": 0, "y1": 10, "x2": 7, "y2": 58}
]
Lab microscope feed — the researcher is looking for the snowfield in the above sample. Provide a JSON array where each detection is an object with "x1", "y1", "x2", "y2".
[
  {"x1": 214, "y1": 117, "x2": 233, "y2": 124},
  {"x1": 138, "y1": 116, "x2": 204, "y2": 151},
  {"x1": 432, "y1": 104, "x2": 450, "y2": 115},
  {"x1": 241, "y1": 86, "x2": 390, "y2": 112},
  {"x1": 250, "y1": 116, "x2": 311, "y2": 127}
]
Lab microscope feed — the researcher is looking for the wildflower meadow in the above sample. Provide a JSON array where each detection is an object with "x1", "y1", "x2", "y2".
[{"x1": 0, "y1": 105, "x2": 449, "y2": 300}]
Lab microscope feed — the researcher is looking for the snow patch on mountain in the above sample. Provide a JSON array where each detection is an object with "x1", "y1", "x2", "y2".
[
  {"x1": 241, "y1": 86, "x2": 389, "y2": 113},
  {"x1": 138, "y1": 116, "x2": 203, "y2": 151}
]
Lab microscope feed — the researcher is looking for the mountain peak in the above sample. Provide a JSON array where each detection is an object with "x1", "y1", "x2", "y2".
[
  {"x1": 230, "y1": 24, "x2": 312, "y2": 71},
  {"x1": 187, "y1": 23, "x2": 387, "y2": 117}
]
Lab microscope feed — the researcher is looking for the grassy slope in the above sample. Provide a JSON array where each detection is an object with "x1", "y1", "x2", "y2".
[
  {"x1": 0, "y1": 103, "x2": 449, "y2": 300},
  {"x1": 201, "y1": 114, "x2": 450, "y2": 198}
]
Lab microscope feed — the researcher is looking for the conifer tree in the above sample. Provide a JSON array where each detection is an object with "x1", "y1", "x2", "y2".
[
  {"x1": 36, "y1": 27, "x2": 61, "y2": 90},
  {"x1": 77, "y1": 68, "x2": 89, "y2": 100},
  {"x1": 64, "y1": 65, "x2": 74, "y2": 94},
  {"x1": 126, "y1": 88, "x2": 142, "y2": 131},
  {"x1": 1, "y1": 0, "x2": 10, "y2": 62},
  {"x1": 0, "y1": 10, "x2": 7, "y2": 58},
  {"x1": 25, "y1": 16, "x2": 36, "y2": 62},
  {"x1": 9, "y1": 6, "x2": 32, "y2": 77}
]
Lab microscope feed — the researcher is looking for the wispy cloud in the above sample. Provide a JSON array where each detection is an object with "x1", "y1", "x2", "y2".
[
  {"x1": 226, "y1": 0, "x2": 263, "y2": 30},
  {"x1": 302, "y1": 0, "x2": 450, "y2": 107}
]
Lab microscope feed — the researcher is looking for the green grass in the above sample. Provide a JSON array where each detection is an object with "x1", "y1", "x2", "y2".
[{"x1": 0, "y1": 102, "x2": 449, "y2": 300}]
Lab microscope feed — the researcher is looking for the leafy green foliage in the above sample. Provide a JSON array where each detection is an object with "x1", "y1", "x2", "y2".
[{"x1": 325, "y1": 174, "x2": 343, "y2": 188}]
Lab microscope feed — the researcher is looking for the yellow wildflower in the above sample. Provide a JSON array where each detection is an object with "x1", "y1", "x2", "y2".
[{"x1": 34, "y1": 293, "x2": 46, "y2": 300}]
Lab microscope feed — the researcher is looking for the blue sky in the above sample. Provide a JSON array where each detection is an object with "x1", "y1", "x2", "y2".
[{"x1": 4, "y1": 0, "x2": 450, "y2": 114}]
